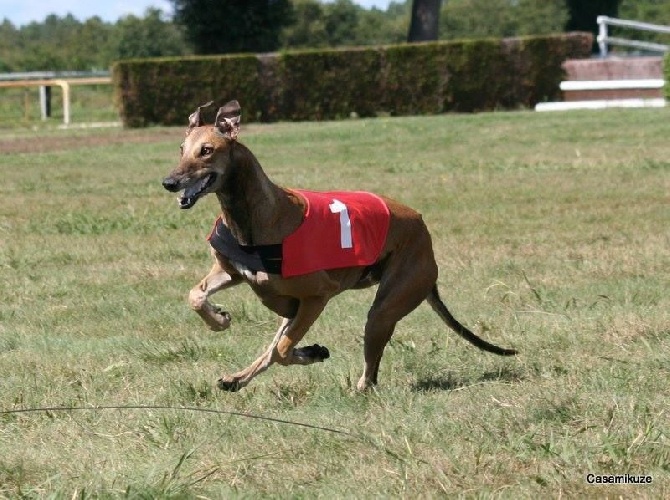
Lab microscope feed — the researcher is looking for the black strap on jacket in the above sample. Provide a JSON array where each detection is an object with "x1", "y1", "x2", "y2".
[{"x1": 208, "y1": 218, "x2": 283, "y2": 275}]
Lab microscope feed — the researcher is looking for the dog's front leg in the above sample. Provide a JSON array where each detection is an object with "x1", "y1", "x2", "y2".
[
  {"x1": 218, "y1": 296, "x2": 330, "y2": 391},
  {"x1": 189, "y1": 260, "x2": 242, "y2": 331}
]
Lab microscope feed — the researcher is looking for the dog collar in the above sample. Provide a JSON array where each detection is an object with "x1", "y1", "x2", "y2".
[{"x1": 207, "y1": 217, "x2": 283, "y2": 274}]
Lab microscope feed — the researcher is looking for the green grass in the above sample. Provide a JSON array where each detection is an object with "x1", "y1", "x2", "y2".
[{"x1": 0, "y1": 109, "x2": 668, "y2": 497}]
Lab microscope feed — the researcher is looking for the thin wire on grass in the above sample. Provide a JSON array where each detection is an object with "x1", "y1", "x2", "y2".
[
  {"x1": 0, "y1": 404, "x2": 354, "y2": 437},
  {"x1": 1, "y1": 404, "x2": 426, "y2": 466}
]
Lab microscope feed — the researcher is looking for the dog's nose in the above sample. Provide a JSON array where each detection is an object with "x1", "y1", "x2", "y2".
[{"x1": 162, "y1": 177, "x2": 179, "y2": 192}]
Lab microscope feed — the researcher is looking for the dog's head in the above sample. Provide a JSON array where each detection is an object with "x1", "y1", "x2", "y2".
[{"x1": 162, "y1": 100, "x2": 241, "y2": 209}]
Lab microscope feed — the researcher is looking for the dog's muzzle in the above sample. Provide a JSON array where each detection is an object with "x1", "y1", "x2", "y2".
[
  {"x1": 162, "y1": 173, "x2": 217, "y2": 209},
  {"x1": 162, "y1": 177, "x2": 180, "y2": 192}
]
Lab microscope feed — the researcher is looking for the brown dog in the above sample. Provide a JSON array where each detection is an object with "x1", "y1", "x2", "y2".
[{"x1": 162, "y1": 100, "x2": 516, "y2": 392}]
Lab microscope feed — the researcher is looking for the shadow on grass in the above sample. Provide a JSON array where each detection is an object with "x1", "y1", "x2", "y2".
[{"x1": 411, "y1": 366, "x2": 525, "y2": 393}]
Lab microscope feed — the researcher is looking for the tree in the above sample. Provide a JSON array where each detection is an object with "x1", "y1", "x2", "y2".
[
  {"x1": 116, "y1": 8, "x2": 189, "y2": 60},
  {"x1": 407, "y1": 0, "x2": 442, "y2": 42},
  {"x1": 77, "y1": 17, "x2": 117, "y2": 69},
  {"x1": 323, "y1": 0, "x2": 360, "y2": 46},
  {"x1": 355, "y1": 4, "x2": 408, "y2": 46},
  {"x1": 171, "y1": 0, "x2": 293, "y2": 54},
  {"x1": 281, "y1": 0, "x2": 407, "y2": 49},
  {"x1": 281, "y1": 0, "x2": 329, "y2": 48},
  {"x1": 619, "y1": 0, "x2": 670, "y2": 45},
  {"x1": 15, "y1": 14, "x2": 91, "y2": 70},
  {"x1": 0, "y1": 20, "x2": 19, "y2": 71},
  {"x1": 440, "y1": 0, "x2": 567, "y2": 40},
  {"x1": 514, "y1": 0, "x2": 568, "y2": 36},
  {"x1": 441, "y1": 0, "x2": 516, "y2": 39},
  {"x1": 565, "y1": 0, "x2": 622, "y2": 50}
]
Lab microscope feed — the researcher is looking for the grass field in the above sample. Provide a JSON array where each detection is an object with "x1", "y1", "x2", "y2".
[{"x1": 0, "y1": 108, "x2": 668, "y2": 498}]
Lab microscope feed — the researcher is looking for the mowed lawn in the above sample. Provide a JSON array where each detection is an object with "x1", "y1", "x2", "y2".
[{"x1": 0, "y1": 109, "x2": 668, "y2": 497}]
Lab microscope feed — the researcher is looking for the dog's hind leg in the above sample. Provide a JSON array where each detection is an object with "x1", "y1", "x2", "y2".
[
  {"x1": 189, "y1": 260, "x2": 242, "y2": 331},
  {"x1": 357, "y1": 284, "x2": 431, "y2": 391},
  {"x1": 357, "y1": 241, "x2": 438, "y2": 391},
  {"x1": 218, "y1": 296, "x2": 329, "y2": 391}
]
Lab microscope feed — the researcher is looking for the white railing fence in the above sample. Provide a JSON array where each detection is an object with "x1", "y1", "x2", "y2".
[{"x1": 597, "y1": 16, "x2": 670, "y2": 57}]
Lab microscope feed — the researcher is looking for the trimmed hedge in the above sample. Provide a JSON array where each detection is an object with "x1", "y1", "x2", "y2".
[
  {"x1": 276, "y1": 48, "x2": 384, "y2": 121},
  {"x1": 113, "y1": 32, "x2": 592, "y2": 127},
  {"x1": 113, "y1": 55, "x2": 261, "y2": 127},
  {"x1": 382, "y1": 43, "x2": 449, "y2": 115}
]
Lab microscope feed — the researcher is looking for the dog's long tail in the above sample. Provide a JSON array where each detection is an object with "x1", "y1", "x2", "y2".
[{"x1": 426, "y1": 285, "x2": 517, "y2": 356}]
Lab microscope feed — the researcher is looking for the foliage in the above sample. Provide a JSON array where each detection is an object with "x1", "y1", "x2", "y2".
[
  {"x1": 0, "y1": 14, "x2": 115, "y2": 71},
  {"x1": 355, "y1": 2, "x2": 409, "y2": 45},
  {"x1": 116, "y1": 9, "x2": 190, "y2": 60},
  {"x1": 382, "y1": 43, "x2": 449, "y2": 115},
  {"x1": 112, "y1": 32, "x2": 591, "y2": 126},
  {"x1": 113, "y1": 55, "x2": 262, "y2": 127},
  {"x1": 619, "y1": 0, "x2": 670, "y2": 48},
  {"x1": 323, "y1": 0, "x2": 362, "y2": 46},
  {"x1": 515, "y1": 0, "x2": 570, "y2": 36},
  {"x1": 171, "y1": 0, "x2": 293, "y2": 54},
  {"x1": 565, "y1": 0, "x2": 621, "y2": 50},
  {"x1": 381, "y1": 39, "x2": 514, "y2": 114},
  {"x1": 0, "y1": 11, "x2": 189, "y2": 71},
  {"x1": 282, "y1": 0, "x2": 408, "y2": 48},
  {"x1": 281, "y1": 0, "x2": 330, "y2": 48},
  {"x1": 276, "y1": 47, "x2": 384, "y2": 120},
  {"x1": 0, "y1": 0, "x2": 638, "y2": 72},
  {"x1": 440, "y1": 0, "x2": 568, "y2": 40},
  {"x1": 621, "y1": 0, "x2": 670, "y2": 24}
]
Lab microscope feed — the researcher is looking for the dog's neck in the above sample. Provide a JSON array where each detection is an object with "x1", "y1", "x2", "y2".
[{"x1": 216, "y1": 142, "x2": 303, "y2": 246}]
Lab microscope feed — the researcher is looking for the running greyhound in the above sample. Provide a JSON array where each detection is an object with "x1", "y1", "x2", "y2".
[{"x1": 162, "y1": 100, "x2": 516, "y2": 392}]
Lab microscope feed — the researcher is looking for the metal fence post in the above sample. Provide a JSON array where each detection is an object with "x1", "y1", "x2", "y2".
[
  {"x1": 39, "y1": 85, "x2": 52, "y2": 120},
  {"x1": 597, "y1": 15, "x2": 609, "y2": 58}
]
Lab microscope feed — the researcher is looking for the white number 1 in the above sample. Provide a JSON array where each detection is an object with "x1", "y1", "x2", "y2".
[{"x1": 329, "y1": 199, "x2": 353, "y2": 249}]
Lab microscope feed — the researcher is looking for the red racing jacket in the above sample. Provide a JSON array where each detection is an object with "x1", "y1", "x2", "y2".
[{"x1": 208, "y1": 189, "x2": 390, "y2": 278}]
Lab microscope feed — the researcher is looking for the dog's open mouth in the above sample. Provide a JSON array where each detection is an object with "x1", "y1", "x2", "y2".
[{"x1": 179, "y1": 173, "x2": 217, "y2": 209}]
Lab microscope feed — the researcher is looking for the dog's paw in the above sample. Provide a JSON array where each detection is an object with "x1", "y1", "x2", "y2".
[
  {"x1": 209, "y1": 307, "x2": 232, "y2": 331},
  {"x1": 217, "y1": 376, "x2": 241, "y2": 392},
  {"x1": 293, "y1": 344, "x2": 330, "y2": 362}
]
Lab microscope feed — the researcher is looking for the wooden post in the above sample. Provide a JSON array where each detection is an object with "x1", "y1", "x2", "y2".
[{"x1": 60, "y1": 81, "x2": 71, "y2": 125}]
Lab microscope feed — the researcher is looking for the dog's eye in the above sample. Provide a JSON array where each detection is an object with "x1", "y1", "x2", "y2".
[{"x1": 201, "y1": 145, "x2": 214, "y2": 156}]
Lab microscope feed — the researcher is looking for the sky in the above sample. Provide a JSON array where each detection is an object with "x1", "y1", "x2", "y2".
[{"x1": 1, "y1": 0, "x2": 395, "y2": 27}]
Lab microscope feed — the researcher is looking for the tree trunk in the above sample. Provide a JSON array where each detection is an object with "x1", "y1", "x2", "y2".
[{"x1": 407, "y1": 0, "x2": 442, "y2": 42}]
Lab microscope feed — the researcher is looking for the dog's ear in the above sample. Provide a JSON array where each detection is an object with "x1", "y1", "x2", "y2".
[
  {"x1": 187, "y1": 101, "x2": 214, "y2": 133},
  {"x1": 215, "y1": 100, "x2": 241, "y2": 141}
]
